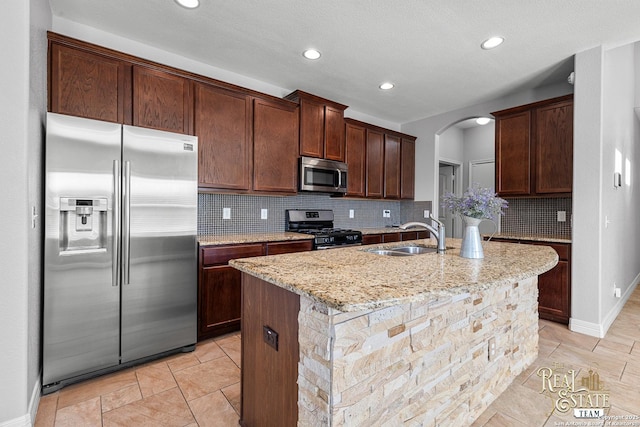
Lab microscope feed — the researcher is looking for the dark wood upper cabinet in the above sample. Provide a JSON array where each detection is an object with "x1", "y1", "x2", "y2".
[
  {"x1": 384, "y1": 134, "x2": 401, "y2": 199},
  {"x1": 401, "y1": 137, "x2": 416, "y2": 199},
  {"x1": 493, "y1": 94, "x2": 573, "y2": 197},
  {"x1": 284, "y1": 90, "x2": 347, "y2": 161},
  {"x1": 195, "y1": 83, "x2": 252, "y2": 191},
  {"x1": 366, "y1": 128, "x2": 384, "y2": 198},
  {"x1": 494, "y1": 110, "x2": 531, "y2": 196},
  {"x1": 535, "y1": 99, "x2": 573, "y2": 194},
  {"x1": 345, "y1": 120, "x2": 366, "y2": 197},
  {"x1": 49, "y1": 41, "x2": 127, "y2": 123},
  {"x1": 252, "y1": 98, "x2": 299, "y2": 193},
  {"x1": 132, "y1": 66, "x2": 193, "y2": 135},
  {"x1": 324, "y1": 106, "x2": 346, "y2": 161},
  {"x1": 297, "y1": 97, "x2": 324, "y2": 158}
]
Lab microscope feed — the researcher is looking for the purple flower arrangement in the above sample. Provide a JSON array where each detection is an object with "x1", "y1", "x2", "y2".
[{"x1": 441, "y1": 184, "x2": 508, "y2": 219}]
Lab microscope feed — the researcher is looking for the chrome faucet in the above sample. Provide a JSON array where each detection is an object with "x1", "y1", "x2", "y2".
[{"x1": 399, "y1": 214, "x2": 446, "y2": 253}]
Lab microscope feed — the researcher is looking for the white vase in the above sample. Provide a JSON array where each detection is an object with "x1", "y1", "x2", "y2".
[{"x1": 460, "y1": 216, "x2": 484, "y2": 259}]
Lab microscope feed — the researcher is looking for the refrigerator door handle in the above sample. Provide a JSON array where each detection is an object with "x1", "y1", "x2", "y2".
[
  {"x1": 112, "y1": 160, "x2": 121, "y2": 287},
  {"x1": 123, "y1": 160, "x2": 131, "y2": 285}
]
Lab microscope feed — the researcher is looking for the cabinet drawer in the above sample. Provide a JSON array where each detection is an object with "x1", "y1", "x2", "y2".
[
  {"x1": 362, "y1": 234, "x2": 383, "y2": 245},
  {"x1": 202, "y1": 244, "x2": 265, "y2": 266},
  {"x1": 266, "y1": 240, "x2": 313, "y2": 255}
]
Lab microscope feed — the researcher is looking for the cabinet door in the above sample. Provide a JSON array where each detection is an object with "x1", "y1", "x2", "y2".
[
  {"x1": 195, "y1": 83, "x2": 252, "y2": 191},
  {"x1": 298, "y1": 98, "x2": 324, "y2": 158},
  {"x1": 49, "y1": 43, "x2": 126, "y2": 123},
  {"x1": 384, "y1": 134, "x2": 401, "y2": 199},
  {"x1": 199, "y1": 266, "x2": 242, "y2": 339},
  {"x1": 401, "y1": 137, "x2": 416, "y2": 199},
  {"x1": 132, "y1": 66, "x2": 192, "y2": 134},
  {"x1": 345, "y1": 122, "x2": 366, "y2": 197},
  {"x1": 535, "y1": 100, "x2": 573, "y2": 194},
  {"x1": 495, "y1": 111, "x2": 531, "y2": 196},
  {"x1": 253, "y1": 98, "x2": 299, "y2": 193},
  {"x1": 366, "y1": 129, "x2": 384, "y2": 198},
  {"x1": 537, "y1": 260, "x2": 570, "y2": 324},
  {"x1": 324, "y1": 106, "x2": 346, "y2": 161}
]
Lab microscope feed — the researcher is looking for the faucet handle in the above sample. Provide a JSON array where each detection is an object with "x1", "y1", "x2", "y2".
[{"x1": 429, "y1": 214, "x2": 444, "y2": 227}]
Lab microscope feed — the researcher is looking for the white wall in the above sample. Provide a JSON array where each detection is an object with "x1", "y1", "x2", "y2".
[
  {"x1": 463, "y1": 123, "x2": 495, "y2": 187},
  {"x1": 0, "y1": 1, "x2": 50, "y2": 425},
  {"x1": 571, "y1": 42, "x2": 640, "y2": 338},
  {"x1": 438, "y1": 126, "x2": 464, "y2": 162}
]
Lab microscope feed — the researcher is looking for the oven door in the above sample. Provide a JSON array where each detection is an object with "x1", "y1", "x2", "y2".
[{"x1": 299, "y1": 157, "x2": 347, "y2": 194}]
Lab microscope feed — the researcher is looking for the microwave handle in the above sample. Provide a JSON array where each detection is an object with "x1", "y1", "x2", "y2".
[{"x1": 336, "y1": 168, "x2": 342, "y2": 189}]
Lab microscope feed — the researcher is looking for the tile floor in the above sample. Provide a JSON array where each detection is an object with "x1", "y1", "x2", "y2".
[
  {"x1": 35, "y1": 287, "x2": 640, "y2": 426},
  {"x1": 35, "y1": 333, "x2": 242, "y2": 427}
]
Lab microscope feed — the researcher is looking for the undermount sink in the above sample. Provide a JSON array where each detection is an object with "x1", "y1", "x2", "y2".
[
  {"x1": 392, "y1": 246, "x2": 437, "y2": 254},
  {"x1": 363, "y1": 245, "x2": 438, "y2": 256}
]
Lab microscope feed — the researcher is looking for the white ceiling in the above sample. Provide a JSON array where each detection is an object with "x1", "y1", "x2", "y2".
[{"x1": 48, "y1": 0, "x2": 640, "y2": 124}]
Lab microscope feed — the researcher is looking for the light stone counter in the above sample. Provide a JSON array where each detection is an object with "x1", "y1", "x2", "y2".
[
  {"x1": 488, "y1": 232, "x2": 572, "y2": 244},
  {"x1": 198, "y1": 232, "x2": 313, "y2": 246},
  {"x1": 230, "y1": 238, "x2": 558, "y2": 312}
]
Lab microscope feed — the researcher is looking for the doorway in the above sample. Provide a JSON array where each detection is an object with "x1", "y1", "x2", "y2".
[{"x1": 438, "y1": 161, "x2": 462, "y2": 238}]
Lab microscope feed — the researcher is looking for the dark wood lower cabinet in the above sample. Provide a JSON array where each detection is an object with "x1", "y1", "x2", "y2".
[
  {"x1": 241, "y1": 273, "x2": 299, "y2": 427},
  {"x1": 489, "y1": 238, "x2": 571, "y2": 324},
  {"x1": 198, "y1": 240, "x2": 312, "y2": 341},
  {"x1": 198, "y1": 244, "x2": 265, "y2": 341}
]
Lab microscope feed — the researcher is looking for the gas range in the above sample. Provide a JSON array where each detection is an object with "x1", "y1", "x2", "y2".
[{"x1": 285, "y1": 209, "x2": 362, "y2": 250}]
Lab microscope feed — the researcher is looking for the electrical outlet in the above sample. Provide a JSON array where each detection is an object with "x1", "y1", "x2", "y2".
[
  {"x1": 263, "y1": 325, "x2": 278, "y2": 351},
  {"x1": 423, "y1": 210, "x2": 430, "y2": 219},
  {"x1": 349, "y1": 209, "x2": 355, "y2": 219},
  {"x1": 222, "y1": 207, "x2": 231, "y2": 219},
  {"x1": 488, "y1": 337, "x2": 496, "y2": 361},
  {"x1": 557, "y1": 211, "x2": 566, "y2": 222},
  {"x1": 614, "y1": 283, "x2": 621, "y2": 298},
  {"x1": 261, "y1": 208, "x2": 268, "y2": 220},
  {"x1": 383, "y1": 209, "x2": 391, "y2": 218}
]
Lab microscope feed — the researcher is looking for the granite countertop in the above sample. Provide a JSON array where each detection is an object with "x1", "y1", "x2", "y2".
[
  {"x1": 198, "y1": 232, "x2": 314, "y2": 246},
  {"x1": 487, "y1": 232, "x2": 572, "y2": 244},
  {"x1": 230, "y1": 238, "x2": 558, "y2": 312}
]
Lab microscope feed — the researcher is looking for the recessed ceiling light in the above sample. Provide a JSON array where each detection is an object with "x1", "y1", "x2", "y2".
[
  {"x1": 174, "y1": 0, "x2": 199, "y2": 8},
  {"x1": 476, "y1": 117, "x2": 491, "y2": 125},
  {"x1": 303, "y1": 49, "x2": 321, "y2": 60},
  {"x1": 481, "y1": 36, "x2": 504, "y2": 50},
  {"x1": 379, "y1": 82, "x2": 394, "y2": 90}
]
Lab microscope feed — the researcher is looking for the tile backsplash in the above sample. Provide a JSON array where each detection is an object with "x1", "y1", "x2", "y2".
[
  {"x1": 501, "y1": 197, "x2": 572, "y2": 237},
  {"x1": 198, "y1": 193, "x2": 432, "y2": 235}
]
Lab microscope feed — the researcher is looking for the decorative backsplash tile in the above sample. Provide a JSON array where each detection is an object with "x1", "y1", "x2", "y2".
[
  {"x1": 198, "y1": 193, "x2": 432, "y2": 235},
  {"x1": 501, "y1": 197, "x2": 572, "y2": 237}
]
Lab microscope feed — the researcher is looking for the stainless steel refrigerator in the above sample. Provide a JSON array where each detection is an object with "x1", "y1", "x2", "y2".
[{"x1": 43, "y1": 112, "x2": 198, "y2": 392}]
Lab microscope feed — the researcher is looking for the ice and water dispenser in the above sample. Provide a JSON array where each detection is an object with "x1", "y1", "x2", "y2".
[{"x1": 59, "y1": 197, "x2": 108, "y2": 253}]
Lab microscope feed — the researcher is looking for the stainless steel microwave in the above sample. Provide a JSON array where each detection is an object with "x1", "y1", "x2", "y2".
[{"x1": 299, "y1": 156, "x2": 348, "y2": 194}]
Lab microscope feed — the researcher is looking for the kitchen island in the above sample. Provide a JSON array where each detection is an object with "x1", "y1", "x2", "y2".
[{"x1": 230, "y1": 239, "x2": 558, "y2": 426}]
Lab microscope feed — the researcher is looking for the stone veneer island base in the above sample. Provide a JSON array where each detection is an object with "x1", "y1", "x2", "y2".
[{"x1": 232, "y1": 239, "x2": 557, "y2": 426}]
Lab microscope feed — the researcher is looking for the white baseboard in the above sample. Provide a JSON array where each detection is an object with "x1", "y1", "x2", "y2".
[
  {"x1": 569, "y1": 318, "x2": 604, "y2": 338},
  {"x1": 569, "y1": 276, "x2": 639, "y2": 339},
  {"x1": 0, "y1": 376, "x2": 40, "y2": 427},
  {"x1": 0, "y1": 414, "x2": 31, "y2": 427}
]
